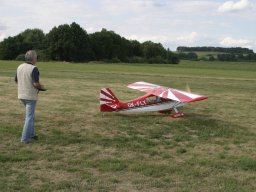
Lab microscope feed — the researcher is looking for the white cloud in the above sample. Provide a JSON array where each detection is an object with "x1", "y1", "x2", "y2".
[
  {"x1": 85, "y1": 27, "x2": 96, "y2": 34},
  {"x1": 0, "y1": 33, "x2": 5, "y2": 41},
  {"x1": 220, "y1": 37, "x2": 252, "y2": 48},
  {"x1": 218, "y1": 0, "x2": 251, "y2": 12},
  {"x1": 173, "y1": 1, "x2": 219, "y2": 13},
  {"x1": 127, "y1": 34, "x2": 168, "y2": 43},
  {"x1": 176, "y1": 32, "x2": 199, "y2": 44}
]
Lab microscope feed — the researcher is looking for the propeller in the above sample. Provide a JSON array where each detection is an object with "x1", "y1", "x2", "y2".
[{"x1": 185, "y1": 82, "x2": 191, "y2": 93}]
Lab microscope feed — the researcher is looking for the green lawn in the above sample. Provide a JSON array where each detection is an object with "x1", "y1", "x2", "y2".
[
  {"x1": 194, "y1": 51, "x2": 223, "y2": 58},
  {"x1": 0, "y1": 60, "x2": 255, "y2": 191}
]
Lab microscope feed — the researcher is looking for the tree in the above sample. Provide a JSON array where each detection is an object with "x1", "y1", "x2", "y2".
[
  {"x1": 89, "y1": 28, "x2": 130, "y2": 61},
  {"x1": 142, "y1": 41, "x2": 165, "y2": 59},
  {"x1": 46, "y1": 22, "x2": 90, "y2": 61},
  {"x1": 0, "y1": 22, "x2": 181, "y2": 64},
  {"x1": 177, "y1": 46, "x2": 254, "y2": 54},
  {"x1": 186, "y1": 52, "x2": 198, "y2": 60},
  {"x1": 177, "y1": 52, "x2": 198, "y2": 61},
  {"x1": 129, "y1": 40, "x2": 143, "y2": 57},
  {"x1": 166, "y1": 48, "x2": 179, "y2": 64},
  {"x1": 0, "y1": 29, "x2": 45, "y2": 60},
  {"x1": 20, "y1": 29, "x2": 46, "y2": 50},
  {"x1": 208, "y1": 55, "x2": 215, "y2": 61},
  {"x1": 0, "y1": 36, "x2": 22, "y2": 59},
  {"x1": 89, "y1": 29, "x2": 113, "y2": 60},
  {"x1": 141, "y1": 41, "x2": 167, "y2": 63}
]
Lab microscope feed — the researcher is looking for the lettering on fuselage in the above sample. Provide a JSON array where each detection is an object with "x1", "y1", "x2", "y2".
[
  {"x1": 110, "y1": 104, "x2": 117, "y2": 109},
  {"x1": 127, "y1": 100, "x2": 147, "y2": 108}
]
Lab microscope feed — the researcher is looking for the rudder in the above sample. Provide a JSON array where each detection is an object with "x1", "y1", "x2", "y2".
[{"x1": 100, "y1": 88, "x2": 120, "y2": 112}]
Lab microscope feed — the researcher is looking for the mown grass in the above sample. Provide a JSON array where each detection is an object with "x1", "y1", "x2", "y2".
[
  {"x1": 193, "y1": 51, "x2": 223, "y2": 58},
  {"x1": 0, "y1": 60, "x2": 255, "y2": 191}
]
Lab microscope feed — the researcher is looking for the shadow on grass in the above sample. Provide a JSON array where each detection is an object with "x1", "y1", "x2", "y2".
[
  {"x1": 98, "y1": 111, "x2": 254, "y2": 141},
  {"x1": 84, "y1": 112, "x2": 255, "y2": 165},
  {"x1": 182, "y1": 112, "x2": 255, "y2": 141}
]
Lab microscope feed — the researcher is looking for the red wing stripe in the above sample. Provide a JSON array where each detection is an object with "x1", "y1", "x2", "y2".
[
  {"x1": 187, "y1": 96, "x2": 208, "y2": 103},
  {"x1": 128, "y1": 82, "x2": 207, "y2": 103},
  {"x1": 172, "y1": 89, "x2": 194, "y2": 103},
  {"x1": 167, "y1": 90, "x2": 180, "y2": 101},
  {"x1": 161, "y1": 90, "x2": 168, "y2": 98},
  {"x1": 152, "y1": 88, "x2": 164, "y2": 96},
  {"x1": 141, "y1": 88, "x2": 153, "y2": 92}
]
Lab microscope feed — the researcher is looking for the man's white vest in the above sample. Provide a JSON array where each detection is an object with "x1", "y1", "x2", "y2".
[{"x1": 17, "y1": 63, "x2": 38, "y2": 100}]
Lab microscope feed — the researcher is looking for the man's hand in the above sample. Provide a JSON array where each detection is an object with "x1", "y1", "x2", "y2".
[{"x1": 33, "y1": 82, "x2": 47, "y2": 91}]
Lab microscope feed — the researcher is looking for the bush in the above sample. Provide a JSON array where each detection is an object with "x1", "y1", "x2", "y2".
[
  {"x1": 126, "y1": 56, "x2": 146, "y2": 63},
  {"x1": 37, "y1": 50, "x2": 50, "y2": 61},
  {"x1": 111, "y1": 57, "x2": 121, "y2": 63},
  {"x1": 170, "y1": 56, "x2": 180, "y2": 64},
  {"x1": 15, "y1": 54, "x2": 25, "y2": 61},
  {"x1": 148, "y1": 56, "x2": 166, "y2": 64}
]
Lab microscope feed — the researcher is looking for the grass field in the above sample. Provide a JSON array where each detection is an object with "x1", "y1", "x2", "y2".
[
  {"x1": 194, "y1": 51, "x2": 223, "y2": 59},
  {"x1": 0, "y1": 60, "x2": 256, "y2": 192}
]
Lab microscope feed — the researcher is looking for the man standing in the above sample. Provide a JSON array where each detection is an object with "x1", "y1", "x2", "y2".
[{"x1": 15, "y1": 50, "x2": 46, "y2": 143}]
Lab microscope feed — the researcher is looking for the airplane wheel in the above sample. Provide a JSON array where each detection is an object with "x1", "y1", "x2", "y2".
[{"x1": 171, "y1": 112, "x2": 184, "y2": 118}]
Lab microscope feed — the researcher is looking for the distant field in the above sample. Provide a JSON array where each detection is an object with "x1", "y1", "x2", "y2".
[
  {"x1": 194, "y1": 51, "x2": 223, "y2": 58},
  {"x1": 0, "y1": 60, "x2": 255, "y2": 191},
  {"x1": 175, "y1": 51, "x2": 224, "y2": 59}
]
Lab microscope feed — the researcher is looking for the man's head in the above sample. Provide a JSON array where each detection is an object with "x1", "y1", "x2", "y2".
[{"x1": 25, "y1": 50, "x2": 37, "y2": 65}]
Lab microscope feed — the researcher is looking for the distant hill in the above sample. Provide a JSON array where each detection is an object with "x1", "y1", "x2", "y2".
[
  {"x1": 176, "y1": 46, "x2": 256, "y2": 62},
  {"x1": 177, "y1": 46, "x2": 254, "y2": 54}
]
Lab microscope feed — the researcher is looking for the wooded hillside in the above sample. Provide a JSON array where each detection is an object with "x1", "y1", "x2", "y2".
[
  {"x1": 176, "y1": 46, "x2": 256, "y2": 62},
  {"x1": 0, "y1": 22, "x2": 179, "y2": 64}
]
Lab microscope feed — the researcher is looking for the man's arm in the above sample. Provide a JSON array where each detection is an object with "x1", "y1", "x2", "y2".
[
  {"x1": 32, "y1": 67, "x2": 46, "y2": 91},
  {"x1": 33, "y1": 82, "x2": 46, "y2": 91},
  {"x1": 15, "y1": 73, "x2": 18, "y2": 83}
]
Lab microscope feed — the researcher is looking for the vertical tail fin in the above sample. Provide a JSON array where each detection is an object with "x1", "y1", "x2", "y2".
[{"x1": 100, "y1": 88, "x2": 120, "y2": 112}]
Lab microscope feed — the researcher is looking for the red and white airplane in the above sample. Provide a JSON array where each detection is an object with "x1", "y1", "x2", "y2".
[{"x1": 100, "y1": 81, "x2": 208, "y2": 118}]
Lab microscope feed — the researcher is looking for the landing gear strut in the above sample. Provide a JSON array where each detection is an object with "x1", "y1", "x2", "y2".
[{"x1": 171, "y1": 108, "x2": 184, "y2": 118}]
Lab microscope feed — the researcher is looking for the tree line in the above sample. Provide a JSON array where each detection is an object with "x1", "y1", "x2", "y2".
[
  {"x1": 177, "y1": 46, "x2": 254, "y2": 54},
  {"x1": 176, "y1": 46, "x2": 256, "y2": 62},
  {"x1": 0, "y1": 22, "x2": 179, "y2": 64}
]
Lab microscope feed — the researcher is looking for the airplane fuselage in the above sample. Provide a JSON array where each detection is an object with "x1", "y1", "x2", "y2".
[{"x1": 103, "y1": 93, "x2": 185, "y2": 113}]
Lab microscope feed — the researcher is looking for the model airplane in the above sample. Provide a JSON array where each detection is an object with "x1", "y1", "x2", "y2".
[{"x1": 100, "y1": 81, "x2": 208, "y2": 118}]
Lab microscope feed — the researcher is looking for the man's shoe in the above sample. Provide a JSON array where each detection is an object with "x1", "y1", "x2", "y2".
[
  {"x1": 31, "y1": 135, "x2": 38, "y2": 140},
  {"x1": 21, "y1": 140, "x2": 30, "y2": 144}
]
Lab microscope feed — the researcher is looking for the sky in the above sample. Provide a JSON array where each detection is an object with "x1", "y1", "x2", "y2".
[{"x1": 0, "y1": 0, "x2": 256, "y2": 52}]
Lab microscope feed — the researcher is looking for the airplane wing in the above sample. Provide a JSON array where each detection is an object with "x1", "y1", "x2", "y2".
[{"x1": 127, "y1": 81, "x2": 208, "y2": 103}]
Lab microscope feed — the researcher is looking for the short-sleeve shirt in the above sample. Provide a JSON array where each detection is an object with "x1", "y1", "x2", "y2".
[{"x1": 31, "y1": 67, "x2": 40, "y2": 83}]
